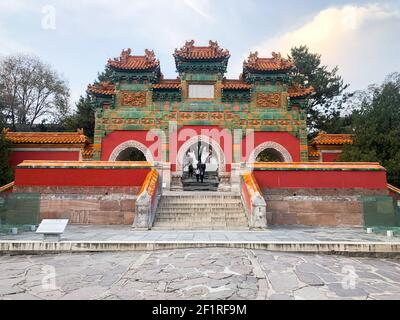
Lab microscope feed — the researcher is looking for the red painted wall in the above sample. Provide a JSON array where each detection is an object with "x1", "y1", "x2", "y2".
[
  {"x1": 322, "y1": 152, "x2": 341, "y2": 162},
  {"x1": 15, "y1": 167, "x2": 151, "y2": 187},
  {"x1": 101, "y1": 131, "x2": 161, "y2": 161},
  {"x1": 9, "y1": 151, "x2": 79, "y2": 168},
  {"x1": 172, "y1": 125, "x2": 232, "y2": 172},
  {"x1": 242, "y1": 132, "x2": 301, "y2": 162},
  {"x1": 254, "y1": 170, "x2": 387, "y2": 189}
]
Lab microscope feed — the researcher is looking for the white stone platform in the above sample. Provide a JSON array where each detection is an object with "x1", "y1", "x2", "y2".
[{"x1": 0, "y1": 226, "x2": 399, "y2": 255}]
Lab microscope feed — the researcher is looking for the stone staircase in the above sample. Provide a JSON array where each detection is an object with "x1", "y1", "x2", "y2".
[
  {"x1": 153, "y1": 192, "x2": 249, "y2": 230},
  {"x1": 181, "y1": 171, "x2": 219, "y2": 192}
]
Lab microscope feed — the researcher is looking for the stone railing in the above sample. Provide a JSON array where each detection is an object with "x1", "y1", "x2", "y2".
[
  {"x1": 240, "y1": 172, "x2": 267, "y2": 229},
  {"x1": 133, "y1": 169, "x2": 161, "y2": 230},
  {"x1": 388, "y1": 184, "x2": 400, "y2": 195},
  {"x1": 0, "y1": 182, "x2": 14, "y2": 193}
]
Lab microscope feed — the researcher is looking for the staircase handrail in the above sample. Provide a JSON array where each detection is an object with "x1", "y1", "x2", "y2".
[
  {"x1": 0, "y1": 181, "x2": 14, "y2": 193},
  {"x1": 134, "y1": 169, "x2": 161, "y2": 229},
  {"x1": 240, "y1": 172, "x2": 267, "y2": 229}
]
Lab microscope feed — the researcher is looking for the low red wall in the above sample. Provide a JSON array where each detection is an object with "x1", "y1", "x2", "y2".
[
  {"x1": 321, "y1": 152, "x2": 341, "y2": 162},
  {"x1": 14, "y1": 161, "x2": 152, "y2": 187},
  {"x1": 9, "y1": 151, "x2": 80, "y2": 168},
  {"x1": 253, "y1": 163, "x2": 387, "y2": 190}
]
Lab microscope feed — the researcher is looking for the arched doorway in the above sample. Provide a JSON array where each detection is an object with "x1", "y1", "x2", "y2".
[
  {"x1": 109, "y1": 140, "x2": 154, "y2": 163},
  {"x1": 176, "y1": 135, "x2": 226, "y2": 191},
  {"x1": 248, "y1": 141, "x2": 293, "y2": 163},
  {"x1": 256, "y1": 148, "x2": 285, "y2": 162},
  {"x1": 115, "y1": 147, "x2": 146, "y2": 161}
]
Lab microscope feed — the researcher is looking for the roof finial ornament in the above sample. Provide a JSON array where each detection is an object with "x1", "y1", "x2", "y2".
[
  {"x1": 246, "y1": 51, "x2": 259, "y2": 67},
  {"x1": 272, "y1": 52, "x2": 283, "y2": 62},
  {"x1": 144, "y1": 49, "x2": 157, "y2": 64},
  {"x1": 184, "y1": 40, "x2": 195, "y2": 53},
  {"x1": 120, "y1": 48, "x2": 132, "y2": 63}
]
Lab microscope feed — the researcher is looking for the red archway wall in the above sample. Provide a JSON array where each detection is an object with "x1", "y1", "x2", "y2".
[
  {"x1": 171, "y1": 126, "x2": 232, "y2": 172},
  {"x1": 101, "y1": 131, "x2": 161, "y2": 161},
  {"x1": 241, "y1": 132, "x2": 301, "y2": 162}
]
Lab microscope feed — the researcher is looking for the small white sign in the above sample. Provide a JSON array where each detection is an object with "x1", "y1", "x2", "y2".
[{"x1": 36, "y1": 219, "x2": 69, "y2": 235}]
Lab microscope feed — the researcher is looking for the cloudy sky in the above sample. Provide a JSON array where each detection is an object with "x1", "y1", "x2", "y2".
[{"x1": 1, "y1": 0, "x2": 399, "y2": 104}]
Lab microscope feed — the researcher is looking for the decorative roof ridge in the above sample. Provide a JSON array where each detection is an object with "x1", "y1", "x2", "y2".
[
  {"x1": 87, "y1": 81, "x2": 116, "y2": 96},
  {"x1": 108, "y1": 48, "x2": 160, "y2": 70},
  {"x1": 222, "y1": 78, "x2": 251, "y2": 90},
  {"x1": 288, "y1": 84, "x2": 315, "y2": 98},
  {"x1": 174, "y1": 40, "x2": 230, "y2": 60},
  {"x1": 5, "y1": 129, "x2": 90, "y2": 145},
  {"x1": 153, "y1": 78, "x2": 181, "y2": 89},
  {"x1": 311, "y1": 131, "x2": 354, "y2": 146},
  {"x1": 243, "y1": 51, "x2": 294, "y2": 72}
]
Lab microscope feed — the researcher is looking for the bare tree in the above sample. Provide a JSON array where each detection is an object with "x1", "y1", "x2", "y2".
[{"x1": 0, "y1": 54, "x2": 70, "y2": 130}]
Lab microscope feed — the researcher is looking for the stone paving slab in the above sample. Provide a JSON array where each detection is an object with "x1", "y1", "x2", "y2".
[
  {"x1": 1, "y1": 248, "x2": 400, "y2": 300},
  {"x1": 1, "y1": 226, "x2": 400, "y2": 255},
  {"x1": 0, "y1": 225, "x2": 399, "y2": 243}
]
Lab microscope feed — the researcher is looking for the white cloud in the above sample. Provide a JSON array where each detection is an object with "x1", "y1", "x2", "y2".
[
  {"x1": 248, "y1": 3, "x2": 400, "y2": 90},
  {"x1": 0, "y1": 25, "x2": 32, "y2": 56},
  {"x1": 183, "y1": 0, "x2": 213, "y2": 20},
  {"x1": 0, "y1": 0, "x2": 32, "y2": 12}
]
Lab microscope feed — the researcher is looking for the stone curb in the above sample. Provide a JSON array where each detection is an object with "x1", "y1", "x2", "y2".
[{"x1": 1, "y1": 241, "x2": 400, "y2": 256}]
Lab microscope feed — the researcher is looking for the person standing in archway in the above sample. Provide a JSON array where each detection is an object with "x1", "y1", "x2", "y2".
[{"x1": 195, "y1": 163, "x2": 201, "y2": 182}]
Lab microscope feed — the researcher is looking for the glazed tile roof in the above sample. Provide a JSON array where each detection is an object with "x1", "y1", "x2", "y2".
[
  {"x1": 82, "y1": 144, "x2": 94, "y2": 159},
  {"x1": 153, "y1": 79, "x2": 181, "y2": 90},
  {"x1": 288, "y1": 85, "x2": 314, "y2": 98},
  {"x1": 108, "y1": 48, "x2": 160, "y2": 71},
  {"x1": 252, "y1": 162, "x2": 384, "y2": 171},
  {"x1": 312, "y1": 132, "x2": 354, "y2": 146},
  {"x1": 17, "y1": 160, "x2": 153, "y2": 169},
  {"x1": 5, "y1": 129, "x2": 89, "y2": 145},
  {"x1": 87, "y1": 81, "x2": 116, "y2": 96},
  {"x1": 308, "y1": 146, "x2": 321, "y2": 158},
  {"x1": 174, "y1": 40, "x2": 230, "y2": 60},
  {"x1": 222, "y1": 79, "x2": 251, "y2": 90},
  {"x1": 244, "y1": 52, "x2": 294, "y2": 72}
]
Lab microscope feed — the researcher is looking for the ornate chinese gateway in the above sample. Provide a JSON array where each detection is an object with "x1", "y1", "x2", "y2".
[
  {"x1": 86, "y1": 41, "x2": 314, "y2": 190},
  {"x1": 3, "y1": 41, "x2": 396, "y2": 230}
]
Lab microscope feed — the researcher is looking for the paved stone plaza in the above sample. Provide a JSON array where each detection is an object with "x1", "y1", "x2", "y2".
[
  {"x1": 0, "y1": 225, "x2": 398, "y2": 242},
  {"x1": 1, "y1": 248, "x2": 400, "y2": 300}
]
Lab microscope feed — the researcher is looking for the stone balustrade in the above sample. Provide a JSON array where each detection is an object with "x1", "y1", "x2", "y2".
[
  {"x1": 240, "y1": 172, "x2": 267, "y2": 229},
  {"x1": 133, "y1": 169, "x2": 161, "y2": 230}
]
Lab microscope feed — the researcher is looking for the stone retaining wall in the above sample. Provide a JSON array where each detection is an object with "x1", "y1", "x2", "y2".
[
  {"x1": 263, "y1": 189, "x2": 387, "y2": 227},
  {"x1": 14, "y1": 186, "x2": 140, "y2": 225}
]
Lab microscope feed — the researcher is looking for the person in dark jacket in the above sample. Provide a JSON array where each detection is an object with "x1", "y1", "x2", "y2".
[{"x1": 195, "y1": 163, "x2": 201, "y2": 182}]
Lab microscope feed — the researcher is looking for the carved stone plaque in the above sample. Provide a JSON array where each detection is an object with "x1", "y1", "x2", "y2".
[
  {"x1": 121, "y1": 91, "x2": 147, "y2": 107},
  {"x1": 256, "y1": 93, "x2": 282, "y2": 108}
]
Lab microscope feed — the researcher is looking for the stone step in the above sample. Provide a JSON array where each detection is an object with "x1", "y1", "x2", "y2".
[
  {"x1": 160, "y1": 198, "x2": 242, "y2": 203},
  {"x1": 153, "y1": 191, "x2": 247, "y2": 230},
  {"x1": 161, "y1": 195, "x2": 241, "y2": 199},
  {"x1": 154, "y1": 220, "x2": 248, "y2": 225},
  {"x1": 157, "y1": 204, "x2": 243, "y2": 209},
  {"x1": 156, "y1": 210, "x2": 245, "y2": 216},
  {"x1": 155, "y1": 213, "x2": 247, "y2": 219},
  {"x1": 154, "y1": 215, "x2": 248, "y2": 220},
  {"x1": 152, "y1": 221, "x2": 248, "y2": 226},
  {"x1": 157, "y1": 208, "x2": 243, "y2": 216},
  {"x1": 162, "y1": 191, "x2": 239, "y2": 196},
  {"x1": 151, "y1": 226, "x2": 250, "y2": 231}
]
